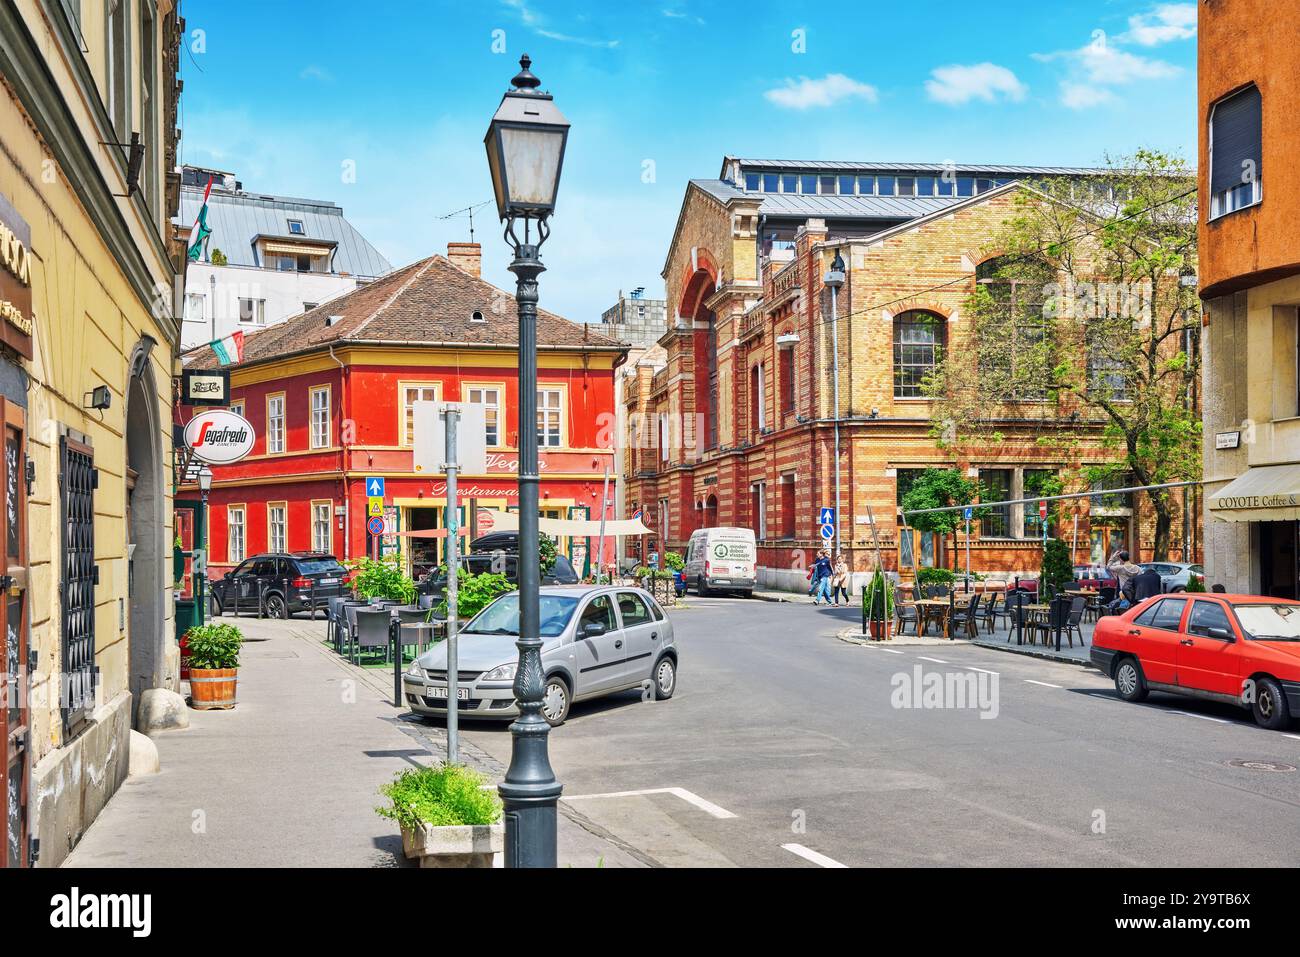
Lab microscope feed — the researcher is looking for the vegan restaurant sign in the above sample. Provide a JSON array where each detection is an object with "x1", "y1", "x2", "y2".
[
  {"x1": 0, "y1": 192, "x2": 35, "y2": 360},
  {"x1": 184, "y1": 409, "x2": 255, "y2": 465}
]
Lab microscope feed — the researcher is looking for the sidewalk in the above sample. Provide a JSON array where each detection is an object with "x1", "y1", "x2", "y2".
[{"x1": 64, "y1": 615, "x2": 643, "y2": 868}]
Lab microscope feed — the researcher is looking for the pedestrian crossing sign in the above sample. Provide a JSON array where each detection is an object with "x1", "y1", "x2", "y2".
[{"x1": 368, "y1": 498, "x2": 383, "y2": 517}]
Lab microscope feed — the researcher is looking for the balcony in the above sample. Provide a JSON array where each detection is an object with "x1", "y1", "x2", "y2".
[{"x1": 651, "y1": 368, "x2": 669, "y2": 396}]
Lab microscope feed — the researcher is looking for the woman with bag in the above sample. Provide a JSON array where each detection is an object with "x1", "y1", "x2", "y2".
[{"x1": 831, "y1": 554, "x2": 850, "y2": 605}]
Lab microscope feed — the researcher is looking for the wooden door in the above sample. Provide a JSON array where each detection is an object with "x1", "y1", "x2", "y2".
[{"x1": 1, "y1": 401, "x2": 28, "y2": 867}]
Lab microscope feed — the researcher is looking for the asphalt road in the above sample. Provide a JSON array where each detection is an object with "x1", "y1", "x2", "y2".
[{"x1": 459, "y1": 597, "x2": 1300, "y2": 867}]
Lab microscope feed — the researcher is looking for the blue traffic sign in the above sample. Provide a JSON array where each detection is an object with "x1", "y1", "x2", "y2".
[
  {"x1": 365, "y1": 476, "x2": 385, "y2": 497},
  {"x1": 367, "y1": 516, "x2": 385, "y2": 536},
  {"x1": 963, "y1": 506, "x2": 973, "y2": 521},
  {"x1": 818, "y1": 506, "x2": 835, "y2": 526},
  {"x1": 820, "y1": 523, "x2": 835, "y2": 540}
]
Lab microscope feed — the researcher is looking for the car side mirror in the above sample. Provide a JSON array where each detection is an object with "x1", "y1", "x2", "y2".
[
  {"x1": 1208, "y1": 626, "x2": 1234, "y2": 642},
  {"x1": 581, "y1": 620, "x2": 607, "y2": 638},
  {"x1": 224, "y1": 572, "x2": 233, "y2": 580}
]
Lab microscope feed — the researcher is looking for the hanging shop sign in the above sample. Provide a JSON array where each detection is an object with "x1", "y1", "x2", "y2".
[
  {"x1": 0, "y1": 192, "x2": 35, "y2": 360},
  {"x1": 183, "y1": 409, "x2": 255, "y2": 464},
  {"x1": 180, "y1": 368, "x2": 232, "y2": 406}
]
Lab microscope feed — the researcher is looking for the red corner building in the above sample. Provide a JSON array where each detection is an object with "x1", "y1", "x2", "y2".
[{"x1": 183, "y1": 244, "x2": 627, "y2": 579}]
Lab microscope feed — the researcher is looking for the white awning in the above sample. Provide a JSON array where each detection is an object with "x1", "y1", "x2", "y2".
[
  {"x1": 477, "y1": 510, "x2": 652, "y2": 537},
  {"x1": 1207, "y1": 464, "x2": 1300, "y2": 522}
]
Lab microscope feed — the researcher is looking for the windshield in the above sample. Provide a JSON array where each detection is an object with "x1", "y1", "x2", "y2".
[
  {"x1": 1233, "y1": 603, "x2": 1300, "y2": 641},
  {"x1": 296, "y1": 559, "x2": 344, "y2": 575},
  {"x1": 462, "y1": 593, "x2": 579, "y2": 638}
]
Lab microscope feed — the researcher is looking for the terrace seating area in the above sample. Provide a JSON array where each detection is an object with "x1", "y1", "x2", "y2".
[{"x1": 325, "y1": 594, "x2": 447, "y2": 666}]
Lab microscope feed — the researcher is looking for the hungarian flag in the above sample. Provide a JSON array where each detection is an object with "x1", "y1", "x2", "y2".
[
  {"x1": 210, "y1": 330, "x2": 244, "y2": 366},
  {"x1": 186, "y1": 175, "x2": 214, "y2": 262}
]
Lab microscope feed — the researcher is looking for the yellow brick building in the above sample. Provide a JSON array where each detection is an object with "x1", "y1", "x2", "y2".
[
  {"x1": 624, "y1": 158, "x2": 1198, "y2": 592},
  {"x1": 1, "y1": 0, "x2": 183, "y2": 866}
]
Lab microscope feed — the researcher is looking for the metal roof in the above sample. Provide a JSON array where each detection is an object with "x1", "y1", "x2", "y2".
[
  {"x1": 690, "y1": 178, "x2": 967, "y2": 220},
  {"x1": 176, "y1": 186, "x2": 392, "y2": 278},
  {"x1": 728, "y1": 157, "x2": 1107, "y2": 176}
]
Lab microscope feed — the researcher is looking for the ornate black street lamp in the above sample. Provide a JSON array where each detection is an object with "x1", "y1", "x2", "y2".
[{"x1": 484, "y1": 54, "x2": 569, "y2": 868}]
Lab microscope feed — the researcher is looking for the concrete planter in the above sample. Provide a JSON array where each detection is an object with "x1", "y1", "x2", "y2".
[{"x1": 400, "y1": 822, "x2": 504, "y2": 868}]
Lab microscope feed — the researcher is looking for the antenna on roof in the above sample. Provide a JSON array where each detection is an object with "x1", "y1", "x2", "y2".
[{"x1": 439, "y1": 200, "x2": 492, "y2": 243}]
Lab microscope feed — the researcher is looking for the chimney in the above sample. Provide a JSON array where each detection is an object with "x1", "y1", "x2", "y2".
[{"x1": 447, "y1": 242, "x2": 481, "y2": 277}]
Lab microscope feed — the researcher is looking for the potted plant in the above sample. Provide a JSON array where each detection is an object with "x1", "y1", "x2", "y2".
[
  {"x1": 185, "y1": 622, "x2": 243, "y2": 710},
  {"x1": 862, "y1": 569, "x2": 895, "y2": 640},
  {"x1": 346, "y1": 555, "x2": 416, "y2": 603},
  {"x1": 377, "y1": 763, "x2": 504, "y2": 868}
]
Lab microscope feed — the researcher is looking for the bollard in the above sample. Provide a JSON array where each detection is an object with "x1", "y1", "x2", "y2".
[
  {"x1": 1013, "y1": 577, "x2": 1023, "y2": 645},
  {"x1": 391, "y1": 618, "x2": 402, "y2": 708},
  {"x1": 309, "y1": 581, "x2": 317, "y2": 621},
  {"x1": 258, "y1": 581, "x2": 266, "y2": 619},
  {"x1": 283, "y1": 578, "x2": 291, "y2": 620}
]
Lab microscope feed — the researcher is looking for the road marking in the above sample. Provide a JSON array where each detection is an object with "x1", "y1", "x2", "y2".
[
  {"x1": 1025, "y1": 679, "x2": 1063, "y2": 689},
  {"x1": 917, "y1": 656, "x2": 948, "y2": 664},
  {"x1": 965, "y1": 666, "x2": 1000, "y2": 676},
  {"x1": 874, "y1": 647, "x2": 906, "y2": 654},
  {"x1": 562, "y1": 786, "x2": 737, "y2": 819},
  {"x1": 781, "y1": 843, "x2": 848, "y2": 868},
  {"x1": 1284, "y1": 733, "x2": 1300, "y2": 741},
  {"x1": 1166, "y1": 709, "x2": 1230, "y2": 724}
]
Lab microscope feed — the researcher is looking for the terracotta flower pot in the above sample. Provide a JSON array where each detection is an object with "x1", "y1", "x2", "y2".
[
  {"x1": 868, "y1": 619, "x2": 894, "y2": 640},
  {"x1": 189, "y1": 667, "x2": 238, "y2": 710}
]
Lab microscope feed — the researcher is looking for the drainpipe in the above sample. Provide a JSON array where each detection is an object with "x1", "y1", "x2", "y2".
[{"x1": 329, "y1": 344, "x2": 349, "y2": 560}]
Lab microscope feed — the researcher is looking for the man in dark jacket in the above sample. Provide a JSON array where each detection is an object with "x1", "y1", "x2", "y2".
[{"x1": 1132, "y1": 565, "x2": 1163, "y2": 601}]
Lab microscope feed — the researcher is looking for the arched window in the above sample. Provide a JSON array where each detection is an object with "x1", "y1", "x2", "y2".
[{"x1": 893, "y1": 311, "x2": 946, "y2": 398}]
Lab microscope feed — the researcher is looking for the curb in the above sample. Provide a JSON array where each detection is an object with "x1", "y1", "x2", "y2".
[{"x1": 971, "y1": 640, "x2": 1095, "y2": 668}]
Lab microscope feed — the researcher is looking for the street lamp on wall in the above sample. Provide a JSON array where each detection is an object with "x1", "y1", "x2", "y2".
[
  {"x1": 484, "y1": 54, "x2": 569, "y2": 869},
  {"x1": 823, "y1": 250, "x2": 846, "y2": 556}
]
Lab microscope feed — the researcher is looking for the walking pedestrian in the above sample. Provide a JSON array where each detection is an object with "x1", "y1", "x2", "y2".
[
  {"x1": 831, "y1": 554, "x2": 850, "y2": 605},
  {"x1": 810, "y1": 550, "x2": 833, "y2": 604}
]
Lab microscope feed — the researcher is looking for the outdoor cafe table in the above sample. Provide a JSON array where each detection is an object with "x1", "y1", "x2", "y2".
[{"x1": 907, "y1": 595, "x2": 974, "y2": 639}]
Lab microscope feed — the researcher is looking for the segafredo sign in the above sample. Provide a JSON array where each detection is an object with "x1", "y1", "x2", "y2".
[{"x1": 184, "y1": 409, "x2": 255, "y2": 464}]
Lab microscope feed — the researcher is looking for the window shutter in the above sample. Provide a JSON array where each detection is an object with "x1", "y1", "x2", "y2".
[{"x1": 1210, "y1": 85, "x2": 1262, "y2": 195}]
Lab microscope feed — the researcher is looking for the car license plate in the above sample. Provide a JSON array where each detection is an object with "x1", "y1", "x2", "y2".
[
  {"x1": 429, "y1": 687, "x2": 470, "y2": 700},
  {"x1": 319, "y1": 578, "x2": 337, "y2": 586}
]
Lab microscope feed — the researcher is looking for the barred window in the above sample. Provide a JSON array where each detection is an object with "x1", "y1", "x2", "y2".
[{"x1": 893, "y1": 311, "x2": 945, "y2": 398}]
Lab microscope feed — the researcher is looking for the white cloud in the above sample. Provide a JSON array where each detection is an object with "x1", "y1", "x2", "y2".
[
  {"x1": 925, "y1": 63, "x2": 1027, "y2": 105},
  {"x1": 501, "y1": 0, "x2": 619, "y2": 48},
  {"x1": 662, "y1": 5, "x2": 705, "y2": 25},
  {"x1": 299, "y1": 65, "x2": 332, "y2": 82},
  {"x1": 764, "y1": 74, "x2": 878, "y2": 110},
  {"x1": 1060, "y1": 82, "x2": 1116, "y2": 110},
  {"x1": 1125, "y1": 3, "x2": 1197, "y2": 46}
]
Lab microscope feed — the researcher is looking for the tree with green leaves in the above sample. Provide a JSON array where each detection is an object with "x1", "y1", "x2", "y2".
[
  {"x1": 900, "y1": 468, "x2": 991, "y2": 570},
  {"x1": 925, "y1": 150, "x2": 1200, "y2": 560}
]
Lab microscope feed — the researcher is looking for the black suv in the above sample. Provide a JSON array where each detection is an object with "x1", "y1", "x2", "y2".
[{"x1": 211, "y1": 552, "x2": 348, "y2": 618}]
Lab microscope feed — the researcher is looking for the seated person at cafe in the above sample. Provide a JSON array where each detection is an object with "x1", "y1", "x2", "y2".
[{"x1": 1132, "y1": 565, "x2": 1162, "y2": 602}]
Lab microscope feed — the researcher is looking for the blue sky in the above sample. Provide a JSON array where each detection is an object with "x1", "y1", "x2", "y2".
[{"x1": 180, "y1": 0, "x2": 1198, "y2": 322}]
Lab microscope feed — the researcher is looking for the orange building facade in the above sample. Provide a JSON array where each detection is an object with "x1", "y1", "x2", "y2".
[{"x1": 1199, "y1": 0, "x2": 1300, "y2": 597}]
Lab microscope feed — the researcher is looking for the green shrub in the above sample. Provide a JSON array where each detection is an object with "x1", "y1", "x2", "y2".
[
  {"x1": 663, "y1": 551, "x2": 684, "y2": 572},
  {"x1": 437, "y1": 570, "x2": 513, "y2": 620},
  {"x1": 1185, "y1": 571, "x2": 1207, "y2": 592},
  {"x1": 862, "y1": 569, "x2": 895, "y2": 623},
  {"x1": 538, "y1": 534, "x2": 557, "y2": 575},
  {"x1": 347, "y1": 556, "x2": 416, "y2": 603},
  {"x1": 916, "y1": 566, "x2": 957, "y2": 586},
  {"x1": 376, "y1": 763, "x2": 502, "y2": 829},
  {"x1": 185, "y1": 622, "x2": 243, "y2": 669},
  {"x1": 1039, "y1": 538, "x2": 1074, "y2": 601}
]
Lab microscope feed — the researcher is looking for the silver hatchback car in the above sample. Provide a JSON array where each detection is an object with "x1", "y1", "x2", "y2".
[{"x1": 403, "y1": 584, "x2": 678, "y2": 726}]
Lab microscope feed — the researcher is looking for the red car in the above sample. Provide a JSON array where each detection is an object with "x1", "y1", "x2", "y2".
[{"x1": 1091, "y1": 593, "x2": 1300, "y2": 730}]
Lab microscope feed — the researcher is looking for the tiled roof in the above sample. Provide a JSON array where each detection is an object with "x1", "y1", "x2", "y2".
[{"x1": 184, "y1": 255, "x2": 626, "y2": 370}]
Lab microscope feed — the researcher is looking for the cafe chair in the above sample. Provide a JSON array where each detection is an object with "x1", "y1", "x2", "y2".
[
  {"x1": 352, "y1": 608, "x2": 392, "y2": 665},
  {"x1": 949, "y1": 592, "x2": 981, "y2": 640}
]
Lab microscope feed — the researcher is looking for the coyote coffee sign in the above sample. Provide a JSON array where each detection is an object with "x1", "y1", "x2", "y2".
[
  {"x1": 184, "y1": 409, "x2": 255, "y2": 464},
  {"x1": 0, "y1": 192, "x2": 34, "y2": 360},
  {"x1": 181, "y1": 368, "x2": 231, "y2": 406}
]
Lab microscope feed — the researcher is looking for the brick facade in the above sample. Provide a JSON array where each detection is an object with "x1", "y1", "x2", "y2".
[{"x1": 625, "y1": 179, "x2": 1199, "y2": 591}]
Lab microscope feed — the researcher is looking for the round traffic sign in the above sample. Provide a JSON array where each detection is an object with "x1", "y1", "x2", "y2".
[
  {"x1": 367, "y1": 516, "x2": 385, "y2": 536},
  {"x1": 820, "y1": 523, "x2": 835, "y2": 540}
]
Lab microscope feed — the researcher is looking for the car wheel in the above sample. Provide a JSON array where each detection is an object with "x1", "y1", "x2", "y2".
[
  {"x1": 653, "y1": 656, "x2": 676, "y2": 700},
  {"x1": 1114, "y1": 657, "x2": 1149, "y2": 703},
  {"x1": 1252, "y1": 676, "x2": 1291, "y2": 730},
  {"x1": 209, "y1": 594, "x2": 222, "y2": 617},
  {"x1": 1170, "y1": 585, "x2": 1186, "y2": 593},
  {"x1": 264, "y1": 593, "x2": 287, "y2": 619},
  {"x1": 541, "y1": 675, "x2": 570, "y2": 727},
  {"x1": 697, "y1": 576, "x2": 710, "y2": 597}
]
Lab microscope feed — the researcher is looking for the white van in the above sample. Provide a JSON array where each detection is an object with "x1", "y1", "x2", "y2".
[{"x1": 684, "y1": 526, "x2": 757, "y2": 597}]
